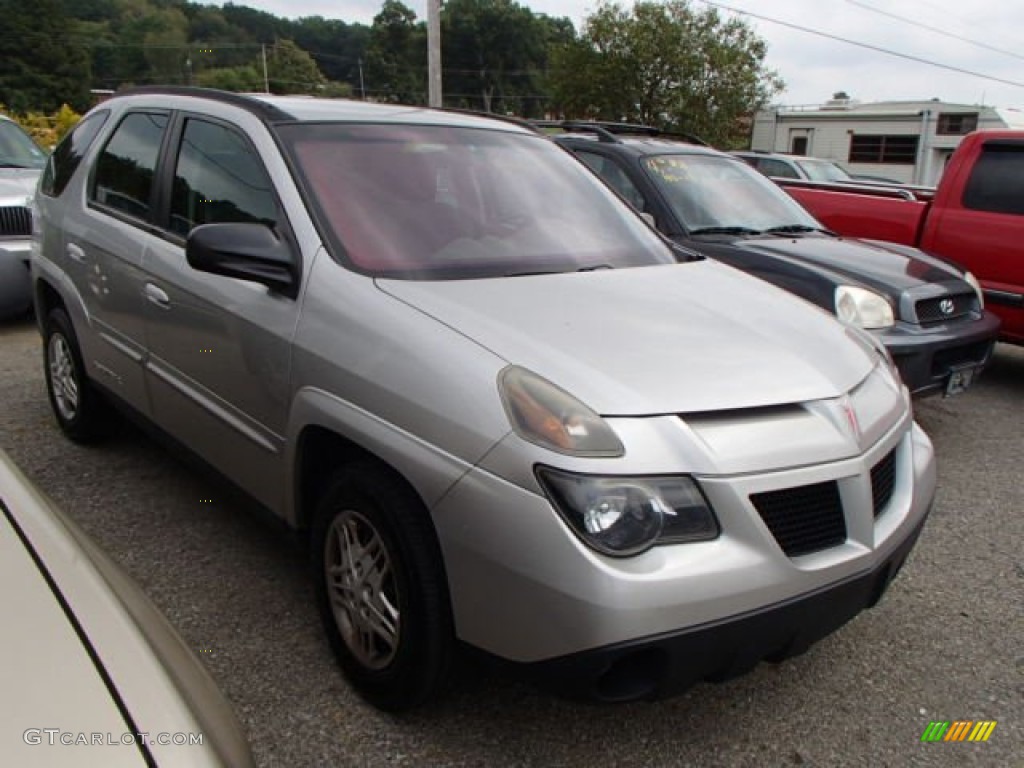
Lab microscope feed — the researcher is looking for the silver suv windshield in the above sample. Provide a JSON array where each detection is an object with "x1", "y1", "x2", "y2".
[
  {"x1": 795, "y1": 157, "x2": 852, "y2": 182},
  {"x1": 642, "y1": 154, "x2": 822, "y2": 233},
  {"x1": 281, "y1": 123, "x2": 675, "y2": 279},
  {"x1": 0, "y1": 119, "x2": 47, "y2": 169}
]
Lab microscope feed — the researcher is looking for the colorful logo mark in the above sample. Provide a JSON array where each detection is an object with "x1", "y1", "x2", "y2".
[{"x1": 920, "y1": 721, "x2": 997, "y2": 742}]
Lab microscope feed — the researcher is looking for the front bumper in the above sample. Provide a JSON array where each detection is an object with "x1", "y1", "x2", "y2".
[
  {"x1": 528, "y1": 510, "x2": 928, "y2": 701},
  {"x1": 878, "y1": 310, "x2": 1001, "y2": 396},
  {"x1": 0, "y1": 240, "x2": 32, "y2": 319},
  {"x1": 433, "y1": 414, "x2": 935, "y2": 686}
]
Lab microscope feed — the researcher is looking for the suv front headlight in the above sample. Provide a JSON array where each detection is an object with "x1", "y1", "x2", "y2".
[
  {"x1": 963, "y1": 271, "x2": 985, "y2": 309},
  {"x1": 536, "y1": 468, "x2": 719, "y2": 557},
  {"x1": 835, "y1": 285, "x2": 895, "y2": 329},
  {"x1": 499, "y1": 366, "x2": 623, "y2": 457}
]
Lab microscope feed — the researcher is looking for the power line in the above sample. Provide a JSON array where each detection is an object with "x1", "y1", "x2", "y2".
[
  {"x1": 845, "y1": 0, "x2": 1024, "y2": 62},
  {"x1": 698, "y1": 0, "x2": 1024, "y2": 90}
]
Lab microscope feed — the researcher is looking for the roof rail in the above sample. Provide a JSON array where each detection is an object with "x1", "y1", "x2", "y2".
[
  {"x1": 442, "y1": 108, "x2": 540, "y2": 132},
  {"x1": 531, "y1": 119, "x2": 708, "y2": 146},
  {"x1": 111, "y1": 85, "x2": 295, "y2": 122}
]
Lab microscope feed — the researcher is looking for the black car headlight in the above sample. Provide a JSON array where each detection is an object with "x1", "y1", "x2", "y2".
[{"x1": 536, "y1": 467, "x2": 719, "y2": 557}]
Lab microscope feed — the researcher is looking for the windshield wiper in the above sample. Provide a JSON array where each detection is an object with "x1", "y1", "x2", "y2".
[
  {"x1": 0, "y1": 161, "x2": 33, "y2": 169},
  {"x1": 505, "y1": 264, "x2": 614, "y2": 277},
  {"x1": 761, "y1": 224, "x2": 824, "y2": 235},
  {"x1": 688, "y1": 225, "x2": 762, "y2": 236}
]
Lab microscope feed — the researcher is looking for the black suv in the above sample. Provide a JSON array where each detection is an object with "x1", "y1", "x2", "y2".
[{"x1": 547, "y1": 122, "x2": 1000, "y2": 397}]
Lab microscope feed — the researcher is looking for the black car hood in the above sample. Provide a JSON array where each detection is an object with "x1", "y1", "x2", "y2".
[{"x1": 686, "y1": 233, "x2": 964, "y2": 298}]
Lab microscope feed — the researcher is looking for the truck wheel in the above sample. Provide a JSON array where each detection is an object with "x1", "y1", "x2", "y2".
[
  {"x1": 311, "y1": 463, "x2": 453, "y2": 711},
  {"x1": 43, "y1": 307, "x2": 112, "y2": 443}
]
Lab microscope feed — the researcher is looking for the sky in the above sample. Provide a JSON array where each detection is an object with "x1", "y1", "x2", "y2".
[{"x1": 241, "y1": 0, "x2": 1024, "y2": 110}]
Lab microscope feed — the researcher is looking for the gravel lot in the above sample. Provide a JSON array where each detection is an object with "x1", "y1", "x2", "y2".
[{"x1": 1, "y1": 315, "x2": 1021, "y2": 767}]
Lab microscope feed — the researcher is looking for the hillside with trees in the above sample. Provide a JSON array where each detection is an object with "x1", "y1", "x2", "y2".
[{"x1": 0, "y1": 0, "x2": 782, "y2": 148}]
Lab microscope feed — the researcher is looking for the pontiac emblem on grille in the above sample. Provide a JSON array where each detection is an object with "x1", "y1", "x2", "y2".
[{"x1": 940, "y1": 298, "x2": 955, "y2": 315}]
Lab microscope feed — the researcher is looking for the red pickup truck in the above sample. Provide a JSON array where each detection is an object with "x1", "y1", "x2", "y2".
[{"x1": 779, "y1": 131, "x2": 1024, "y2": 344}]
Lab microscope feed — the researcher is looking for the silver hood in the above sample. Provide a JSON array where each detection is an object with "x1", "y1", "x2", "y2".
[
  {"x1": 379, "y1": 261, "x2": 875, "y2": 415},
  {"x1": 0, "y1": 169, "x2": 40, "y2": 202}
]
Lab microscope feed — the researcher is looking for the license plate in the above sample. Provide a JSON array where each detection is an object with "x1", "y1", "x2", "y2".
[{"x1": 945, "y1": 365, "x2": 978, "y2": 396}]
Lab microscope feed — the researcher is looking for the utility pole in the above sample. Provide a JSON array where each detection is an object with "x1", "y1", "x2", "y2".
[
  {"x1": 261, "y1": 44, "x2": 270, "y2": 94},
  {"x1": 358, "y1": 58, "x2": 366, "y2": 100},
  {"x1": 427, "y1": 0, "x2": 442, "y2": 107}
]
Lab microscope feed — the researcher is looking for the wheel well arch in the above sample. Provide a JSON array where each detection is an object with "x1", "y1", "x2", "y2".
[
  {"x1": 293, "y1": 425, "x2": 431, "y2": 537},
  {"x1": 34, "y1": 277, "x2": 65, "y2": 327}
]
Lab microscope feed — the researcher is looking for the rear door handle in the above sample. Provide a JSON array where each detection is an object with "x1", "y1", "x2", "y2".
[
  {"x1": 144, "y1": 283, "x2": 171, "y2": 309},
  {"x1": 66, "y1": 243, "x2": 87, "y2": 263}
]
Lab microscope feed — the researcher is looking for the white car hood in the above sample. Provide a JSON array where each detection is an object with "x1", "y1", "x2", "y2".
[
  {"x1": 0, "y1": 513, "x2": 144, "y2": 768},
  {"x1": 379, "y1": 260, "x2": 874, "y2": 414}
]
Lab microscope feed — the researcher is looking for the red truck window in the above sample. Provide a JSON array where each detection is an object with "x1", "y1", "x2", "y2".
[{"x1": 962, "y1": 144, "x2": 1024, "y2": 216}]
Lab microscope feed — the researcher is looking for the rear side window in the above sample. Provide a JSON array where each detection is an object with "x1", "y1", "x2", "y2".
[
  {"x1": 40, "y1": 111, "x2": 109, "y2": 198},
  {"x1": 757, "y1": 158, "x2": 799, "y2": 179},
  {"x1": 575, "y1": 150, "x2": 648, "y2": 212},
  {"x1": 168, "y1": 118, "x2": 277, "y2": 237},
  {"x1": 90, "y1": 112, "x2": 169, "y2": 221},
  {"x1": 962, "y1": 143, "x2": 1024, "y2": 215}
]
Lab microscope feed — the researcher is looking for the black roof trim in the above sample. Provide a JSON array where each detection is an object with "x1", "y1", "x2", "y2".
[
  {"x1": 532, "y1": 120, "x2": 708, "y2": 146},
  {"x1": 441, "y1": 108, "x2": 540, "y2": 132},
  {"x1": 111, "y1": 86, "x2": 295, "y2": 122}
]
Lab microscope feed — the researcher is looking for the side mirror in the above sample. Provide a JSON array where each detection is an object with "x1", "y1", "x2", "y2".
[{"x1": 186, "y1": 223, "x2": 298, "y2": 297}]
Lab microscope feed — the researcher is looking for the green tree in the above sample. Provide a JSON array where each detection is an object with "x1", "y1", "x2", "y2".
[
  {"x1": 441, "y1": 0, "x2": 562, "y2": 115},
  {"x1": 550, "y1": 0, "x2": 783, "y2": 147},
  {"x1": 267, "y1": 39, "x2": 325, "y2": 94},
  {"x1": 196, "y1": 65, "x2": 263, "y2": 92},
  {"x1": 0, "y1": 0, "x2": 91, "y2": 111},
  {"x1": 365, "y1": 1, "x2": 425, "y2": 104}
]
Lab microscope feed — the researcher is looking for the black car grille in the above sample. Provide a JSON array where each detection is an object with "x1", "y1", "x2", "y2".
[
  {"x1": 870, "y1": 449, "x2": 897, "y2": 518},
  {"x1": 0, "y1": 205, "x2": 31, "y2": 237},
  {"x1": 930, "y1": 340, "x2": 992, "y2": 378},
  {"x1": 915, "y1": 293, "x2": 978, "y2": 324},
  {"x1": 750, "y1": 480, "x2": 846, "y2": 557}
]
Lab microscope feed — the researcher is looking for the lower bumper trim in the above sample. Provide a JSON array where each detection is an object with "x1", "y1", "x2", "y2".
[{"x1": 526, "y1": 512, "x2": 929, "y2": 703}]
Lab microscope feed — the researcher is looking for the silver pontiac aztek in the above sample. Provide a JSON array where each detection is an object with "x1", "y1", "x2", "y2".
[{"x1": 32, "y1": 88, "x2": 936, "y2": 711}]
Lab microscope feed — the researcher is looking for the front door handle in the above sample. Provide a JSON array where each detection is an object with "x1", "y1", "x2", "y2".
[
  {"x1": 66, "y1": 243, "x2": 87, "y2": 263},
  {"x1": 144, "y1": 283, "x2": 171, "y2": 309}
]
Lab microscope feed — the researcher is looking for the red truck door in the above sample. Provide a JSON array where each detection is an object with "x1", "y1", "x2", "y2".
[{"x1": 921, "y1": 137, "x2": 1024, "y2": 344}]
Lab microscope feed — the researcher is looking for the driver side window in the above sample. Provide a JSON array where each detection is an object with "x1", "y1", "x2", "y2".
[{"x1": 169, "y1": 118, "x2": 278, "y2": 237}]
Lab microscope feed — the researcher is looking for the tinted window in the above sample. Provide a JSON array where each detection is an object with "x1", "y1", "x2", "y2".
[
  {"x1": 937, "y1": 113, "x2": 978, "y2": 135},
  {"x1": 90, "y1": 112, "x2": 168, "y2": 221},
  {"x1": 962, "y1": 143, "x2": 1024, "y2": 215},
  {"x1": 758, "y1": 158, "x2": 799, "y2": 178},
  {"x1": 575, "y1": 150, "x2": 648, "y2": 212},
  {"x1": 41, "y1": 111, "x2": 109, "y2": 197},
  {"x1": 169, "y1": 118, "x2": 278, "y2": 237},
  {"x1": 849, "y1": 135, "x2": 918, "y2": 164},
  {"x1": 281, "y1": 123, "x2": 674, "y2": 280}
]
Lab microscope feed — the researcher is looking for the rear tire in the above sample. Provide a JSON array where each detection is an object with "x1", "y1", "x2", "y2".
[
  {"x1": 311, "y1": 463, "x2": 454, "y2": 711},
  {"x1": 43, "y1": 307, "x2": 112, "y2": 443}
]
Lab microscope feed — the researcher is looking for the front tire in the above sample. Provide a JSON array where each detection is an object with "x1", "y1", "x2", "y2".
[
  {"x1": 43, "y1": 307, "x2": 112, "y2": 442},
  {"x1": 312, "y1": 464, "x2": 454, "y2": 711}
]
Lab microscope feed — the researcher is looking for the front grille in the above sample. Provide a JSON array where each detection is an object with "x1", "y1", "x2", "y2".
[
  {"x1": 0, "y1": 205, "x2": 31, "y2": 237},
  {"x1": 750, "y1": 480, "x2": 846, "y2": 557},
  {"x1": 871, "y1": 449, "x2": 897, "y2": 518},
  {"x1": 930, "y1": 340, "x2": 992, "y2": 377},
  {"x1": 914, "y1": 293, "x2": 978, "y2": 324}
]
